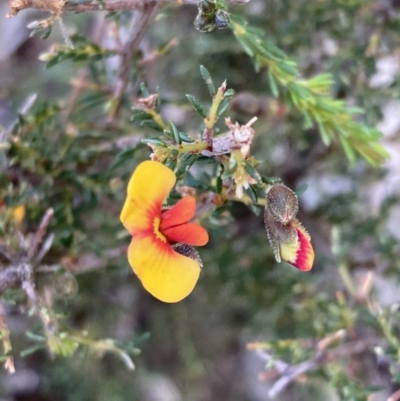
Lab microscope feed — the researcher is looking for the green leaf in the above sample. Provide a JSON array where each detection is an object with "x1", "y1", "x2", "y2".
[
  {"x1": 261, "y1": 175, "x2": 281, "y2": 185},
  {"x1": 235, "y1": 35, "x2": 255, "y2": 57},
  {"x1": 166, "y1": 157, "x2": 178, "y2": 170},
  {"x1": 140, "y1": 120, "x2": 164, "y2": 132},
  {"x1": 141, "y1": 138, "x2": 167, "y2": 147},
  {"x1": 21, "y1": 344, "x2": 47, "y2": 357},
  {"x1": 317, "y1": 122, "x2": 332, "y2": 146},
  {"x1": 221, "y1": 159, "x2": 237, "y2": 178},
  {"x1": 140, "y1": 82, "x2": 150, "y2": 98},
  {"x1": 246, "y1": 185, "x2": 258, "y2": 203},
  {"x1": 175, "y1": 153, "x2": 198, "y2": 178},
  {"x1": 186, "y1": 94, "x2": 208, "y2": 118},
  {"x1": 131, "y1": 109, "x2": 154, "y2": 121},
  {"x1": 224, "y1": 89, "x2": 235, "y2": 98},
  {"x1": 296, "y1": 183, "x2": 308, "y2": 196},
  {"x1": 178, "y1": 131, "x2": 194, "y2": 143},
  {"x1": 26, "y1": 331, "x2": 47, "y2": 342},
  {"x1": 200, "y1": 65, "x2": 216, "y2": 96},
  {"x1": 340, "y1": 136, "x2": 356, "y2": 164},
  {"x1": 30, "y1": 24, "x2": 52, "y2": 40},
  {"x1": 217, "y1": 98, "x2": 231, "y2": 117},
  {"x1": 244, "y1": 160, "x2": 260, "y2": 181},
  {"x1": 78, "y1": 93, "x2": 109, "y2": 113},
  {"x1": 268, "y1": 71, "x2": 279, "y2": 97},
  {"x1": 216, "y1": 175, "x2": 223, "y2": 193},
  {"x1": 169, "y1": 121, "x2": 181, "y2": 144}
]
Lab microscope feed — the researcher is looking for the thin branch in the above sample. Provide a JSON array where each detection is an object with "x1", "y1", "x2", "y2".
[
  {"x1": 7, "y1": 93, "x2": 38, "y2": 133},
  {"x1": 107, "y1": 4, "x2": 158, "y2": 121},
  {"x1": 27, "y1": 208, "x2": 54, "y2": 261},
  {"x1": 65, "y1": 0, "x2": 162, "y2": 12},
  {"x1": 6, "y1": 0, "x2": 185, "y2": 17},
  {"x1": 254, "y1": 337, "x2": 383, "y2": 399},
  {"x1": 6, "y1": 0, "x2": 250, "y2": 18}
]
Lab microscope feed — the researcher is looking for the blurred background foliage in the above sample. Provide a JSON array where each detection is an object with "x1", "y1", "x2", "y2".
[{"x1": 1, "y1": 0, "x2": 400, "y2": 400}]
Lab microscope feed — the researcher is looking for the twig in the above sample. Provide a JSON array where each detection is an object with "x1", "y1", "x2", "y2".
[
  {"x1": 254, "y1": 337, "x2": 383, "y2": 399},
  {"x1": 202, "y1": 80, "x2": 227, "y2": 149},
  {"x1": 107, "y1": 4, "x2": 158, "y2": 122},
  {"x1": 6, "y1": 0, "x2": 188, "y2": 18},
  {"x1": 7, "y1": 0, "x2": 250, "y2": 17},
  {"x1": 27, "y1": 208, "x2": 54, "y2": 261},
  {"x1": 7, "y1": 93, "x2": 38, "y2": 133}
]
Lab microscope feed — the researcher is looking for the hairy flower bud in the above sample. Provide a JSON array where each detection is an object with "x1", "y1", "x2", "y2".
[
  {"x1": 264, "y1": 183, "x2": 314, "y2": 271},
  {"x1": 265, "y1": 183, "x2": 298, "y2": 224}
]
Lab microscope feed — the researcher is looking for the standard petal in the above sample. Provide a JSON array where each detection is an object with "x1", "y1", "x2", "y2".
[
  {"x1": 127, "y1": 236, "x2": 201, "y2": 303},
  {"x1": 162, "y1": 222, "x2": 209, "y2": 246},
  {"x1": 279, "y1": 220, "x2": 314, "y2": 271},
  {"x1": 120, "y1": 161, "x2": 176, "y2": 234},
  {"x1": 160, "y1": 197, "x2": 196, "y2": 231}
]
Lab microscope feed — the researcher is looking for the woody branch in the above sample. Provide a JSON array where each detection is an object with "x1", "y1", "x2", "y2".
[{"x1": 7, "y1": 0, "x2": 249, "y2": 17}]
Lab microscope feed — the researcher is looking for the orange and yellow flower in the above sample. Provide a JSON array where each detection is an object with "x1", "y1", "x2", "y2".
[{"x1": 120, "y1": 161, "x2": 209, "y2": 303}]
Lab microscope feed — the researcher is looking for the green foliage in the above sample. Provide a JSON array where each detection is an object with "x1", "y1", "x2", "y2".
[
  {"x1": 41, "y1": 34, "x2": 117, "y2": 68},
  {"x1": 230, "y1": 14, "x2": 389, "y2": 166}
]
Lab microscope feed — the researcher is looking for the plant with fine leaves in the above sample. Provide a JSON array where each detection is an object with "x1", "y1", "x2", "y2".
[{"x1": 1, "y1": 0, "x2": 399, "y2": 400}]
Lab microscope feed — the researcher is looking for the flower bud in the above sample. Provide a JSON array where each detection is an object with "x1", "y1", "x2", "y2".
[
  {"x1": 264, "y1": 183, "x2": 314, "y2": 271},
  {"x1": 214, "y1": 10, "x2": 230, "y2": 29},
  {"x1": 194, "y1": 12, "x2": 216, "y2": 32},
  {"x1": 265, "y1": 183, "x2": 298, "y2": 224}
]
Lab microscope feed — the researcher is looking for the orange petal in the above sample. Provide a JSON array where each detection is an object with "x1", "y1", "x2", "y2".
[
  {"x1": 120, "y1": 161, "x2": 176, "y2": 234},
  {"x1": 160, "y1": 197, "x2": 196, "y2": 231},
  {"x1": 162, "y1": 222, "x2": 209, "y2": 246},
  {"x1": 279, "y1": 222, "x2": 314, "y2": 271},
  {"x1": 127, "y1": 235, "x2": 201, "y2": 303}
]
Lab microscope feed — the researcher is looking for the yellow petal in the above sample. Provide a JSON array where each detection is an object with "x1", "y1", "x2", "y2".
[
  {"x1": 279, "y1": 220, "x2": 314, "y2": 271},
  {"x1": 120, "y1": 161, "x2": 176, "y2": 234},
  {"x1": 127, "y1": 235, "x2": 201, "y2": 303}
]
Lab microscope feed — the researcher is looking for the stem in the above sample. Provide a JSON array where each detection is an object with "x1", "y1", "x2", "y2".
[
  {"x1": 147, "y1": 109, "x2": 168, "y2": 130},
  {"x1": 202, "y1": 80, "x2": 227, "y2": 147},
  {"x1": 108, "y1": 5, "x2": 158, "y2": 121},
  {"x1": 204, "y1": 80, "x2": 226, "y2": 130},
  {"x1": 172, "y1": 141, "x2": 209, "y2": 154}
]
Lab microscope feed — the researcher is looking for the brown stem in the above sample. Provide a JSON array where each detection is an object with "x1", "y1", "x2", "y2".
[
  {"x1": 107, "y1": 4, "x2": 158, "y2": 122},
  {"x1": 6, "y1": 0, "x2": 189, "y2": 17},
  {"x1": 7, "y1": 0, "x2": 250, "y2": 17},
  {"x1": 27, "y1": 208, "x2": 54, "y2": 260},
  {"x1": 255, "y1": 337, "x2": 383, "y2": 399},
  {"x1": 64, "y1": 0, "x2": 165, "y2": 12}
]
